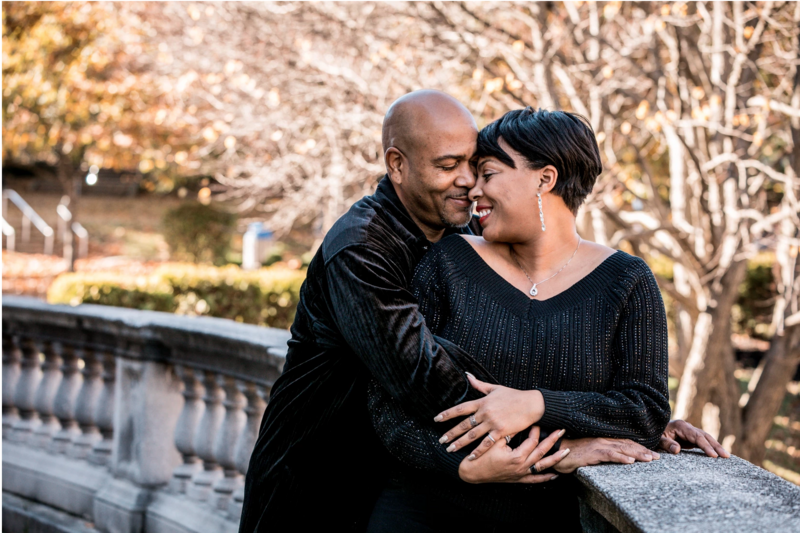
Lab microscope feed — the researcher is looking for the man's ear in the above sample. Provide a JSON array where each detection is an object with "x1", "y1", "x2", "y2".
[
  {"x1": 538, "y1": 165, "x2": 558, "y2": 194},
  {"x1": 385, "y1": 147, "x2": 405, "y2": 185}
]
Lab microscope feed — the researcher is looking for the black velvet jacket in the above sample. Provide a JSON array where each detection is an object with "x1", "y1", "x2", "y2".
[{"x1": 239, "y1": 177, "x2": 491, "y2": 533}]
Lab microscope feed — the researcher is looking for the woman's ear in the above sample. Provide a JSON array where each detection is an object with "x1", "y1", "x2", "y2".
[{"x1": 538, "y1": 165, "x2": 558, "y2": 194}]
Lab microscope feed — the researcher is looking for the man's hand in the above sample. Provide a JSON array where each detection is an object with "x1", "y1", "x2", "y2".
[
  {"x1": 436, "y1": 374, "x2": 544, "y2": 459},
  {"x1": 553, "y1": 437, "x2": 659, "y2": 474},
  {"x1": 458, "y1": 427, "x2": 567, "y2": 484},
  {"x1": 659, "y1": 420, "x2": 730, "y2": 458}
]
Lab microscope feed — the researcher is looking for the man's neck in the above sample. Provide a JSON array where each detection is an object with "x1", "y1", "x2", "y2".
[
  {"x1": 390, "y1": 181, "x2": 446, "y2": 243},
  {"x1": 405, "y1": 208, "x2": 446, "y2": 243}
]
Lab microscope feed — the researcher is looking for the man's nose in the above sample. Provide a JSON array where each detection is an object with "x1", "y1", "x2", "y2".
[{"x1": 454, "y1": 165, "x2": 476, "y2": 190}]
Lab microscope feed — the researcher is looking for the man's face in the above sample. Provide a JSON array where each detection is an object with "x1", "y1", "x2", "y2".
[{"x1": 402, "y1": 118, "x2": 478, "y2": 230}]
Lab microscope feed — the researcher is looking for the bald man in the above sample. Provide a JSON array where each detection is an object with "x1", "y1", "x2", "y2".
[{"x1": 239, "y1": 91, "x2": 512, "y2": 532}]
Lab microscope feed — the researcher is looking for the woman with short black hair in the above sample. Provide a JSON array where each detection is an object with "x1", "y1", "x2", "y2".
[{"x1": 367, "y1": 107, "x2": 671, "y2": 531}]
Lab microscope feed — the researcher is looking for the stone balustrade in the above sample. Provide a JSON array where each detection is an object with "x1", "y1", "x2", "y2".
[
  {"x1": 3, "y1": 295, "x2": 288, "y2": 533},
  {"x1": 4, "y1": 294, "x2": 800, "y2": 533}
]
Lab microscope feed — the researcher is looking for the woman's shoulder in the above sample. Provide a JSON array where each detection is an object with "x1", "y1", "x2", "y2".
[
  {"x1": 601, "y1": 248, "x2": 661, "y2": 294},
  {"x1": 437, "y1": 234, "x2": 510, "y2": 264}
]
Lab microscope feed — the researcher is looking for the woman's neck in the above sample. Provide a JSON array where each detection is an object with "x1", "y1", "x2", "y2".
[{"x1": 508, "y1": 212, "x2": 580, "y2": 279}]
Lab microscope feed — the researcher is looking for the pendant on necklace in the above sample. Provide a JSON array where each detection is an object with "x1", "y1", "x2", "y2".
[{"x1": 530, "y1": 285, "x2": 538, "y2": 297}]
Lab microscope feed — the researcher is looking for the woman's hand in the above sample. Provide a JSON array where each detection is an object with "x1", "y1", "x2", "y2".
[
  {"x1": 553, "y1": 438, "x2": 659, "y2": 474},
  {"x1": 458, "y1": 427, "x2": 568, "y2": 484},
  {"x1": 436, "y1": 374, "x2": 545, "y2": 459},
  {"x1": 659, "y1": 419, "x2": 730, "y2": 458}
]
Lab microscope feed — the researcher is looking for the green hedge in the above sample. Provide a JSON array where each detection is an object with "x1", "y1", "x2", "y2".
[
  {"x1": 47, "y1": 263, "x2": 306, "y2": 329},
  {"x1": 162, "y1": 203, "x2": 237, "y2": 265}
]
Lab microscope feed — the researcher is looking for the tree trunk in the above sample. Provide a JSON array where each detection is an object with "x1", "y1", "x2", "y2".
[
  {"x1": 673, "y1": 260, "x2": 748, "y2": 428},
  {"x1": 736, "y1": 325, "x2": 800, "y2": 464}
]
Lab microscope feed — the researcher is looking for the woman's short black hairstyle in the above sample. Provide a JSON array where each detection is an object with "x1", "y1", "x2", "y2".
[{"x1": 476, "y1": 107, "x2": 603, "y2": 215}]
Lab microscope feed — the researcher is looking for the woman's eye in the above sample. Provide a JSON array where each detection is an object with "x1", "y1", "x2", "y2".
[{"x1": 481, "y1": 172, "x2": 495, "y2": 180}]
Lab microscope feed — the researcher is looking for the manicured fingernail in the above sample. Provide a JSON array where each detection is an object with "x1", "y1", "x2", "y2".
[
  {"x1": 434, "y1": 414, "x2": 443, "y2": 422},
  {"x1": 670, "y1": 444, "x2": 679, "y2": 453},
  {"x1": 465, "y1": 372, "x2": 475, "y2": 378},
  {"x1": 558, "y1": 429, "x2": 566, "y2": 437},
  {"x1": 652, "y1": 452, "x2": 660, "y2": 460},
  {"x1": 468, "y1": 454, "x2": 476, "y2": 461},
  {"x1": 627, "y1": 456, "x2": 635, "y2": 463},
  {"x1": 446, "y1": 444, "x2": 456, "y2": 453},
  {"x1": 644, "y1": 453, "x2": 652, "y2": 461},
  {"x1": 561, "y1": 448, "x2": 571, "y2": 458},
  {"x1": 439, "y1": 435, "x2": 448, "y2": 444},
  {"x1": 550, "y1": 475, "x2": 559, "y2": 480}
]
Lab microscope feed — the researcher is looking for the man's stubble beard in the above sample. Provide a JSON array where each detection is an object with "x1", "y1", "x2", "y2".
[{"x1": 440, "y1": 206, "x2": 473, "y2": 229}]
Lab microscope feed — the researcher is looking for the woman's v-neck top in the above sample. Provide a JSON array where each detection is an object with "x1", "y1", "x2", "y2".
[{"x1": 367, "y1": 234, "x2": 670, "y2": 522}]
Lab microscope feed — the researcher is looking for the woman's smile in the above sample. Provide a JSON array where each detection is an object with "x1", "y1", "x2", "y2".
[{"x1": 476, "y1": 204, "x2": 493, "y2": 225}]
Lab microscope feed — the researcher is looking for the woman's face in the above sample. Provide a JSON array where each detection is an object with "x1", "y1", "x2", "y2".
[{"x1": 469, "y1": 138, "x2": 544, "y2": 243}]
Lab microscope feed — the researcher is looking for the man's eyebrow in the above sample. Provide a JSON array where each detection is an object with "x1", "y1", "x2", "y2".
[{"x1": 432, "y1": 154, "x2": 466, "y2": 163}]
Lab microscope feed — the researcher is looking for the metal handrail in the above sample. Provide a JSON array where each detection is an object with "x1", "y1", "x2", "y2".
[
  {"x1": 2, "y1": 189, "x2": 54, "y2": 254},
  {"x1": 72, "y1": 221, "x2": 88, "y2": 258},
  {"x1": 57, "y1": 199, "x2": 88, "y2": 259},
  {"x1": 1, "y1": 216, "x2": 15, "y2": 252}
]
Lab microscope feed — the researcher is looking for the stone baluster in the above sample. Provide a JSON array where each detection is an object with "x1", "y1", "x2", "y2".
[
  {"x1": 70, "y1": 348, "x2": 104, "y2": 458},
  {"x1": 2, "y1": 333, "x2": 23, "y2": 434},
  {"x1": 31, "y1": 340, "x2": 63, "y2": 447},
  {"x1": 88, "y1": 352, "x2": 116, "y2": 465},
  {"x1": 10, "y1": 337, "x2": 43, "y2": 442},
  {"x1": 187, "y1": 370, "x2": 226, "y2": 501},
  {"x1": 228, "y1": 382, "x2": 267, "y2": 520},
  {"x1": 169, "y1": 365, "x2": 205, "y2": 493},
  {"x1": 50, "y1": 344, "x2": 84, "y2": 454},
  {"x1": 210, "y1": 375, "x2": 248, "y2": 511}
]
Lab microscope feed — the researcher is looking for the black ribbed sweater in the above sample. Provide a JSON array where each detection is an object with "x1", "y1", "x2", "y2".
[{"x1": 368, "y1": 235, "x2": 671, "y2": 523}]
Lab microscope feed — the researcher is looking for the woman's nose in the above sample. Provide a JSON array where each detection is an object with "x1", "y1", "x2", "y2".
[{"x1": 468, "y1": 185, "x2": 483, "y2": 202}]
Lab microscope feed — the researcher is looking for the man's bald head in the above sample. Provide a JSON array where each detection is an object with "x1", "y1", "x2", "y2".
[
  {"x1": 381, "y1": 90, "x2": 478, "y2": 242},
  {"x1": 382, "y1": 90, "x2": 477, "y2": 158}
]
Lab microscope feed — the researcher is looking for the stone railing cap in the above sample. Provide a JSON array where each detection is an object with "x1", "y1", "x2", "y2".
[
  {"x1": 576, "y1": 450, "x2": 800, "y2": 533},
  {"x1": 2, "y1": 294, "x2": 290, "y2": 351}
]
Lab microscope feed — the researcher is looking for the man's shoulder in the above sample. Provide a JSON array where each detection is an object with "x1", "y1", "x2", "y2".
[{"x1": 321, "y1": 193, "x2": 403, "y2": 265}]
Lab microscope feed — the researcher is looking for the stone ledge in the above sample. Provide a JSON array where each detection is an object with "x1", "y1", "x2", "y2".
[
  {"x1": 2, "y1": 491, "x2": 98, "y2": 533},
  {"x1": 2, "y1": 442, "x2": 110, "y2": 520},
  {"x1": 575, "y1": 450, "x2": 800, "y2": 533}
]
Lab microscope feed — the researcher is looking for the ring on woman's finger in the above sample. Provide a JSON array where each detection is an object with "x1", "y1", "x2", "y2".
[
  {"x1": 487, "y1": 434, "x2": 496, "y2": 444},
  {"x1": 469, "y1": 415, "x2": 478, "y2": 428},
  {"x1": 505, "y1": 435, "x2": 511, "y2": 445}
]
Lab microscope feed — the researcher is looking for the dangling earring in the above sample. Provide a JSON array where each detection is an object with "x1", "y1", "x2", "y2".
[{"x1": 537, "y1": 192, "x2": 546, "y2": 232}]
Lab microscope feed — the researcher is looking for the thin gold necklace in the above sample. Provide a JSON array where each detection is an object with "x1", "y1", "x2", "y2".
[{"x1": 510, "y1": 237, "x2": 582, "y2": 297}]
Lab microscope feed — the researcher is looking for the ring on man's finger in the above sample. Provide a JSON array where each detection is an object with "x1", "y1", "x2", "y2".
[
  {"x1": 530, "y1": 463, "x2": 540, "y2": 474},
  {"x1": 487, "y1": 434, "x2": 496, "y2": 444},
  {"x1": 505, "y1": 435, "x2": 511, "y2": 445},
  {"x1": 469, "y1": 415, "x2": 478, "y2": 428}
]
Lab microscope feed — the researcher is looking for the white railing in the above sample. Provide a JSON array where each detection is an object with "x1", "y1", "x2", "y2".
[
  {"x1": 1, "y1": 216, "x2": 15, "y2": 252},
  {"x1": 57, "y1": 199, "x2": 89, "y2": 261},
  {"x1": 3, "y1": 189, "x2": 54, "y2": 254}
]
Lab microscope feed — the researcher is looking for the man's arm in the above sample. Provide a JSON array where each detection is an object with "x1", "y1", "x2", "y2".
[{"x1": 326, "y1": 244, "x2": 492, "y2": 419}]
